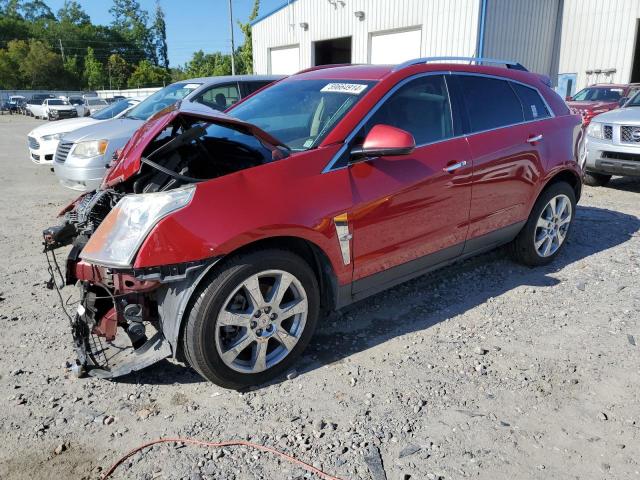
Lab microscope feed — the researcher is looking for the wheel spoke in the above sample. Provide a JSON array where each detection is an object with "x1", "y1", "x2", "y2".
[
  {"x1": 542, "y1": 236, "x2": 553, "y2": 256},
  {"x1": 252, "y1": 341, "x2": 268, "y2": 372},
  {"x1": 218, "y1": 309, "x2": 252, "y2": 327},
  {"x1": 243, "y1": 274, "x2": 264, "y2": 308},
  {"x1": 559, "y1": 215, "x2": 572, "y2": 226},
  {"x1": 535, "y1": 234, "x2": 548, "y2": 249},
  {"x1": 269, "y1": 272, "x2": 293, "y2": 307},
  {"x1": 274, "y1": 328, "x2": 298, "y2": 351},
  {"x1": 548, "y1": 196, "x2": 557, "y2": 216},
  {"x1": 279, "y1": 298, "x2": 307, "y2": 320},
  {"x1": 537, "y1": 217, "x2": 553, "y2": 229},
  {"x1": 221, "y1": 334, "x2": 254, "y2": 364},
  {"x1": 555, "y1": 196, "x2": 567, "y2": 217}
]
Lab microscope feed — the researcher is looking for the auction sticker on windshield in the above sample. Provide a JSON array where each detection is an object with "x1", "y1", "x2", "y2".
[{"x1": 321, "y1": 83, "x2": 368, "y2": 94}]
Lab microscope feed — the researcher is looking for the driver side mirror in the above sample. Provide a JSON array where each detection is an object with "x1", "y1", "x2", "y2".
[{"x1": 350, "y1": 124, "x2": 415, "y2": 160}]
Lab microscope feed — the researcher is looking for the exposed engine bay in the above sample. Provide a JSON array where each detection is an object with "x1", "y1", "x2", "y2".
[{"x1": 43, "y1": 110, "x2": 287, "y2": 378}]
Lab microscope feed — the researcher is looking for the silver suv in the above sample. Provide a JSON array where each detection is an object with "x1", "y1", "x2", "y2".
[
  {"x1": 53, "y1": 75, "x2": 283, "y2": 191},
  {"x1": 583, "y1": 93, "x2": 640, "y2": 186}
]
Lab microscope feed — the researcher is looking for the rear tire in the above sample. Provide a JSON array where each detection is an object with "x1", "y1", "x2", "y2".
[
  {"x1": 583, "y1": 172, "x2": 611, "y2": 187},
  {"x1": 510, "y1": 182, "x2": 576, "y2": 266},
  {"x1": 182, "y1": 249, "x2": 319, "y2": 389}
]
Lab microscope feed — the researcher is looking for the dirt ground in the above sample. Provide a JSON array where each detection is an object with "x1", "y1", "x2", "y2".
[{"x1": 0, "y1": 114, "x2": 639, "y2": 480}]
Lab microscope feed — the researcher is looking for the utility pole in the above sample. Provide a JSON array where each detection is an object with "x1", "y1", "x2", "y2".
[
  {"x1": 58, "y1": 38, "x2": 65, "y2": 63},
  {"x1": 228, "y1": 0, "x2": 236, "y2": 75}
]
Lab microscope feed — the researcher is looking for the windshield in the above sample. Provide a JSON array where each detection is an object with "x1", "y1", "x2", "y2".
[
  {"x1": 124, "y1": 82, "x2": 202, "y2": 121},
  {"x1": 572, "y1": 87, "x2": 624, "y2": 102},
  {"x1": 87, "y1": 99, "x2": 106, "y2": 106},
  {"x1": 229, "y1": 79, "x2": 376, "y2": 151},
  {"x1": 91, "y1": 99, "x2": 136, "y2": 120},
  {"x1": 48, "y1": 99, "x2": 68, "y2": 105}
]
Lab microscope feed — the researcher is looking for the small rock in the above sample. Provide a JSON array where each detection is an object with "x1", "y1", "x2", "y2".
[
  {"x1": 398, "y1": 444, "x2": 420, "y2": 458},
  {"x1": 628, "y1": 335, "x2": 636, "y2": 346},
  {"x1": 53, "y1": 443, "x2": 66, "y2": 455},
  {"x1": 350, "y1": 377, "x2": 357, "y2": 387},
  {"x1": 475, "y1": 364, "x2": 487, "y2": 375},
  {"x1": 598, "y1": 412, "x2": 608, "y2": 421},
  {"x1": 576, "y1": 282, "x2": 586, "y2": 291},
  {"x1": 103, "y1": 415, "x2": 115, "y2": 425},
  {"x1": 474, "y1": 346, "x2": 488, "y2": 355},
  {"x1": 137, "y1": 408, "x2": 152, "y2": 420}
]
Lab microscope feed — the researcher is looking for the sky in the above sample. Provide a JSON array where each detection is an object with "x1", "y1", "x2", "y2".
[{"x1": 44, "y1": 0, "x2": 283, "y2": 67}]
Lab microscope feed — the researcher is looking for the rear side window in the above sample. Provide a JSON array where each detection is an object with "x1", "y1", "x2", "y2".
[
  {"x1": 511, "y1": 83, "x2": 550, "y2": 121},
  {"x1": 244, "y1": 81, "x2": 272, "y2": 95},
  {"x1": 456, "y1": 75, "x2": 524, "y2": 133}
]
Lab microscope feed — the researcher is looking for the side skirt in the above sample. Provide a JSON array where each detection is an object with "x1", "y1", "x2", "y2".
[{"x1": 335, "y1": 221, "x2": 525, "y2": 309}]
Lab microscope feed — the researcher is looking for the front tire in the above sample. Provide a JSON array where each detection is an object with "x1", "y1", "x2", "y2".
[
  {"x1": 583, "y1": 172, "x2": 611, "y2": 187},
  {"x1": 510, "y1": 182, "x2": 576, "y2": 266},
  {"x1": 183, "y1": 249, "x2": 319, "y2": 389}
]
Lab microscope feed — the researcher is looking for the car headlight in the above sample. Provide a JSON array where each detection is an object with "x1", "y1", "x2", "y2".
[
  {"x1": 42, "y1": 132, "x2": 67, "y2": 141},
  {"x1": 586, "y1": 122, "x2": 604, "y2": 139},
  {"x1": 73, "y1": 139, "x2": 109, "y2": 158},
  {"x1": 80, "y1": 186, "x2": 195, "y2": 268}
]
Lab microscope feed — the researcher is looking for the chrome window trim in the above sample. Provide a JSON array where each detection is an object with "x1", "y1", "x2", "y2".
[{"x1": 321, "y1": 71, "x2": 555, "y2": 174}]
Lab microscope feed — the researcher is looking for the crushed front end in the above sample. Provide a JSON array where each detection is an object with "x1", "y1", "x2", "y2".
[{"x1": 42, "y1": 104, "x2": 286, "y2": 379}]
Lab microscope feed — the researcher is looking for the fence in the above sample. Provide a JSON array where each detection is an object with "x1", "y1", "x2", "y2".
[{"x1": 1, "y1": 86, "x2": 161, "y2": 102}]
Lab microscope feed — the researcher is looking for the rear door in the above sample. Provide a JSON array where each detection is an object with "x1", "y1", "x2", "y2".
[
  {"x1": 346, "y1": 74, "x2": 473, "y2": 291},
  {"x1": 451, "y1": 74, "x2": 550, "y2": 249}
]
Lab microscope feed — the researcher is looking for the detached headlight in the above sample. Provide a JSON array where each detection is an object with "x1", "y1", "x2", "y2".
[
  {"x1": 42, "y1": 132, "x2": 67, "y2": 141},
  {"x1": 80, "y1": 186, "x2": 195, "y2": 267},
  {"x1": 73, "y1": 139, "x2": 108, "y2": 158},
  {"x1": 586, "y1": 122, "x2": 604, "y2": 139}
]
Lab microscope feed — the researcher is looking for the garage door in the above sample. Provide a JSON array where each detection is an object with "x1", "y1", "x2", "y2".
[
  {"x1": 370, "y1": 29, "x2": 422, "y2": 64},
  {"x1": 269, "y1": 45, "x2": 300, "y2": 75}
]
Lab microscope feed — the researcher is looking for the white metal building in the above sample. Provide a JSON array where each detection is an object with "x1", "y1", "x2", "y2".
[{"x1": 250, "y1": 0, "x2": 640, "y2": 96}]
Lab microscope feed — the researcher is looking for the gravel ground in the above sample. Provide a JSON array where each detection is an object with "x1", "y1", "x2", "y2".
[{"x1": 1, "y1": 114, "x2": 639, "y2": 480}]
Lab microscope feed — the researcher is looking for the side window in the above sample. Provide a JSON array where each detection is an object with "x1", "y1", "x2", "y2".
[
  {"x1": 244, "y1": 81, "x2": 272, "y2": 96},
  {"x1": 511, "y1": 82, "x2": 551, "y2": 121},
  {"x1": 456, "y1": 75, "x2": 524, "y2": 132},
  {"x1": 195, "y1": 83, "x2": 240, "y2": 111},
  {"x1": 363, "y1": 75, "x2": 453, "y2": 145}
]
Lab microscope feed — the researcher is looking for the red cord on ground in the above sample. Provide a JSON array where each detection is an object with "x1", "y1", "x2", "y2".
[{"x1": 100, "y1": 437, "x2": 345, "y2": 480}]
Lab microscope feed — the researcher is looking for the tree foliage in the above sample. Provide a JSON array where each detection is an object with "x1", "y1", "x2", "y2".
[{"x1": 0, "y1": 0, "x2": 260, "y2": 90}]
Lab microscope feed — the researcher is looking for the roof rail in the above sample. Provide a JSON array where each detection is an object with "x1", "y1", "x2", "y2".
[
  {"x1": 294, "y1": 63, "x2": 352, "y2": 75},
  {"x1": 393, "y1": 56, "x2": 528, "y2": 72}
]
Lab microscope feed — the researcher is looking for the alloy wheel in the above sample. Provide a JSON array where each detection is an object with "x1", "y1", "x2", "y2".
[
  {"x1": 534, "y1": 194, "x2": 573, "y2": 257},
  {"x1": 214, "y1": 269, "x2": 308, "y2": 373}
]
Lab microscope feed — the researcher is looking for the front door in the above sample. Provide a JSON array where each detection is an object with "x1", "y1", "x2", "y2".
[{"x1": 346, "y1": 74, "x2": 473, "y2": 294}]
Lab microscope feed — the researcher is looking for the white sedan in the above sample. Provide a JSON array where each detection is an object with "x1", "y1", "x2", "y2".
[{"x1": 27, "y1": 98, "x2": 140, "y2": 165}]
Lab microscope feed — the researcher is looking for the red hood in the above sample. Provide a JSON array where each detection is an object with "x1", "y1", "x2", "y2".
[
  {"x1": 102, "y1": 102, "x2": 287, "y2": 188},
  {"x1": 566, "y1": 100, "x2": 618, "y2": 111}
]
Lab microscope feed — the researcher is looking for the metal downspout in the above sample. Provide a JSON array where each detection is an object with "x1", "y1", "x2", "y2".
[{"x1": 477, "y1": 0, "x2": 488, "y2": 57}]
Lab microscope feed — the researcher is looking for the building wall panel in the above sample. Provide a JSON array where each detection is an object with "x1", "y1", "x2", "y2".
[
  {"x1": 483, "y1": 0, "x2": 560, "y2": 76},
  {"x1": 252, "y1": 0, "x2": 480, "y2": 74},
  {"x1": 558, "y1": 0, "x2": 640, "y2": 88}
]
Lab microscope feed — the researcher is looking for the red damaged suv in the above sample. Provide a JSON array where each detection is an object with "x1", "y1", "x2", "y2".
[{"x1": 44, "y1": 58, "x2": 582, "y2": 388}]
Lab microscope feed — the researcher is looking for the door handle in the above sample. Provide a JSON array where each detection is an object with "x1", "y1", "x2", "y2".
[
  {"x1": 443, "y1": 160, "x2": 467, "y2": 173},
  {"x1": 526, "y1": 134, "x2": 544, "y2": 144}
]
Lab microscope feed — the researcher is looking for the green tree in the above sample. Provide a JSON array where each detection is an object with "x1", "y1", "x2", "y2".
[
  {"x1": 20, "y1": 39, "x2": 65, "y2": 88},
  {"x1": 0, "y1": 0, "x2": 23, "y2": 18},
  {"x1": 184, "y1": 50, "x2": 232, "y2": 78},
  {"x1": 57, "y1": 0, "x2": 90, "y2": 26},
  {"x1": 237, "y1": 0, "x2": 259, "y2": 74},
  {"x1": 84, "y1": 46, "x2": 105, "y2": 89},
  {"x1": 109, "y1": 0, "x2": 155, "y2": 64},
  {"x1": 21, "y1": 0, "x2": 54, "y2": 21},
  {"x1": 107, "y1": 53, "x2": 130, "y2": 89},
  {"x1": 0, "y1": 39, "x2": 28, "y2": 88},
  {"x1": 63, "y1": 54, "x2": 82, "y2": 88},
  {"x1": 128, "y1": 59, "x2": 170, "y2": 87},
  {"x1": 152, "y1": 0, "x2": 168, "y2": 69}
]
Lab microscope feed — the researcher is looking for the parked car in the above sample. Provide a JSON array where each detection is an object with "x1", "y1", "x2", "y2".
[
  {"x1": 7, "y1": 95, "x2": 25, "y2": 113},
  {"x1": 44, "y1": 98, "x2": 79, "y2": 120},
  {"x1": 105, "y1": 95, "x2": 126, "y2": 104},
  {"x1": 27, "y1": 98, "x2": 140, "y2": 164},
  {"x1": 581, "y1": 90, "x2": 640, "y2": 186},
  {"x1": 25, "y1": 94, "x2": 54, "y2": 117},
  {"x1": 44, "y1": 59, "x2": 582, "y2": 387},
  {"x1": 566, "y1": 83, "x2": 640, "y2": 125},
  {"x1": 80, "y1": 97, "x2": 109, "y2": 116},
  {"x1": 53, "y1": 75, "x2": 282, "y2": 191}
]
